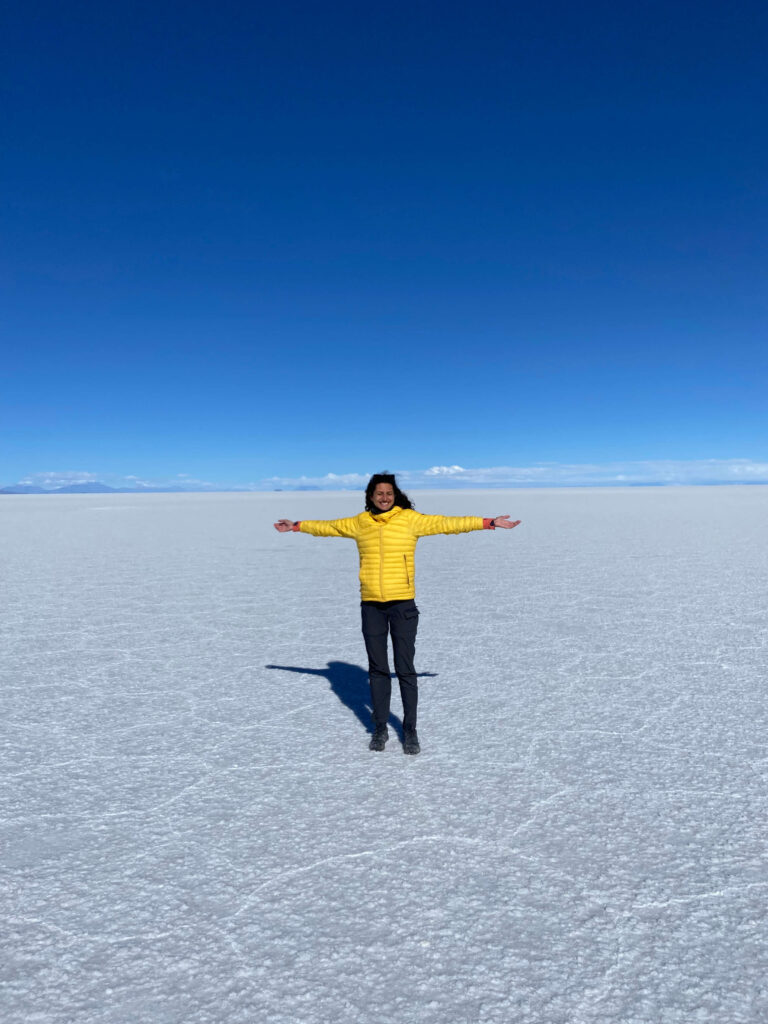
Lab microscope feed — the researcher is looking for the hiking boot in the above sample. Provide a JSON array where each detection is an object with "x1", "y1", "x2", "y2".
[
  {"x1": 369, "y1": 725, "x2": 389, "y2": 751},
  {"x1": 403, "y1": 727, "x2": 420, "y2": 755}
]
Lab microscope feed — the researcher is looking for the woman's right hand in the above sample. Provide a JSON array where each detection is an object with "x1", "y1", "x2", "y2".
[{"x1": 274, "y1": 519, "x2": 295, "y2": 532}]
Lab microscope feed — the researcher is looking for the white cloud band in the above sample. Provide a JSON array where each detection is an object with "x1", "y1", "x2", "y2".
[
  {"x1": 261, "y1": 459, "x2": 768, "y2": 490},
  {"x1": 12, "y1": 459, "x2": 768, "y2": 492}
]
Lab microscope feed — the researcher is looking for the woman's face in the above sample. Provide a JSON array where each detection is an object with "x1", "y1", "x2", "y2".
[{"x1": 371, "y1": 483, "x2": 395, "y2": 511}]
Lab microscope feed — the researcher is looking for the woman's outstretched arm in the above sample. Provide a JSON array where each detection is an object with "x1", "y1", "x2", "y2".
[
  {"x1": 273, "y1": 516, "x2": 360, "y2": 538},
  {"x1": 410, "y1": 512, "x2": 521, "y2": 536}
]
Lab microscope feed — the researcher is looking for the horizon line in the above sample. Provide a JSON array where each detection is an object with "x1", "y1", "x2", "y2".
[{"x1": 4, "y1": 457, "x2": 768, "y2": 494}]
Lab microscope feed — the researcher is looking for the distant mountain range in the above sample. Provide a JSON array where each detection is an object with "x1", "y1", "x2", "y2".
[
  {"x1": 0, "y1": 482, "x2": 209, "y2": 495},
  {"x1": 0, "y1": 482, "x2": 323, "y2": 494},
  {"x1": 4, "y1": 478, "x2": 764, "y2": 495}
]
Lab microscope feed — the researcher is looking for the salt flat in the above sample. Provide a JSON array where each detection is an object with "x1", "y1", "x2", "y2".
[{"x1": 1, "y1": 486, "x2": 767, "y2": 1024}]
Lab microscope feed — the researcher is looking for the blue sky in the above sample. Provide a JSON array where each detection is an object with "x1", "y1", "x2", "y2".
[{"x1": 3, "y1": 1, "x2": 767, "y2": 489}]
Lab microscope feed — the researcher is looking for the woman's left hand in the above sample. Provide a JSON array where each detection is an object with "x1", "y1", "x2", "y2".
[{"x1": 491, "y1": 515, "x2": 521, "y2": 529}]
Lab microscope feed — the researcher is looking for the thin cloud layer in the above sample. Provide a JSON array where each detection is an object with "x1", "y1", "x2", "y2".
[
  {"x1": 261, "y1": 459, "x2": 768, "y2": 490},
  {"x1": 19, "y1": 471, "x2": 102, "y2": 488},
  {"x1": 16, "y1": 471, "x2": 219, "y2": 492},
  {"x1": 9, "y1": 459, "x2": 768, "y2": 492}
]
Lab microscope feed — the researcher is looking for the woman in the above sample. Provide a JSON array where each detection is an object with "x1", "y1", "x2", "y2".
[{"x1": 274, "y1": 473, "x2": 520, "y2": 755}]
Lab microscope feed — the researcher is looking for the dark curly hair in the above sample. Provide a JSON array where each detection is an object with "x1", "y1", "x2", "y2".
[{"x1": 365, "y1": 472, "x2": 414, "y2": 512}]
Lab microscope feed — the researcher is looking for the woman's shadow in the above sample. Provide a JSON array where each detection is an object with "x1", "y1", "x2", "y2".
[{"x1": 265, "y1": 661, "x2": 437, "y2": 738}]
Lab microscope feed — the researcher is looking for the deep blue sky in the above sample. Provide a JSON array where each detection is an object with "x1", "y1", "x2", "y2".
[{"x1": 3, "y1": 1, "x2": 767, "y2": 488}]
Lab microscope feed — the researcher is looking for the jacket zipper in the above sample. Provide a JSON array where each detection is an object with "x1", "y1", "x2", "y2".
[{"x1": 379, "y1": 527, "x2": 384, "y2": 598}]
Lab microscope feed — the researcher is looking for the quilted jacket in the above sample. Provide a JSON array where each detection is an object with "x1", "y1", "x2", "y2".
[{"x1": 296, "y1": 505, "x2": 489, "y2": 601}]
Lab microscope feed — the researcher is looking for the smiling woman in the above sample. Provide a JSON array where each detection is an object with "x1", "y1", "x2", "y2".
[{"x1": 274, "y1": 472, "x2": 521, "y2": 755}]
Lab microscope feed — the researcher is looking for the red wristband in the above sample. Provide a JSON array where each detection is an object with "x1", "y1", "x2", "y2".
[
  {"x1": 483, "y1": 518, "x2": 495, "y2": 529},
  {"x1": 292, "y1": 521, "x2": 301, "y2": 531}
]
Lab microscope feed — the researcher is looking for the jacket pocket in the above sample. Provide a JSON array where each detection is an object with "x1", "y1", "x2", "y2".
[{"x1": 403, "y1": 555, "x2": 410, "y2": 586}]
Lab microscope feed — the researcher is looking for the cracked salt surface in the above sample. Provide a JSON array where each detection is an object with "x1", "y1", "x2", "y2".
[{"x1": 1, "y1": 487, "x2": 767, "y2": 1023}]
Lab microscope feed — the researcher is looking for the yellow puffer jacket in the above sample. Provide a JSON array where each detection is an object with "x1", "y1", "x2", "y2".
[{"x1": 297, "y1": 506, "x2": 486, "y2": 601}]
